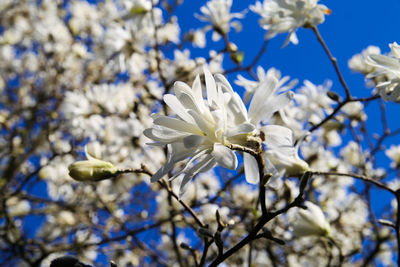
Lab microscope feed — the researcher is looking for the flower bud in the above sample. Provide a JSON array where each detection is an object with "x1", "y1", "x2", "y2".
[
  {"x1": 68, "y1": 145, "x2": 118, "y2": 182},
  {"x1": 292, "y1": 201, "x2": 331, "y2": 238},
  {"x1": 68, "y1": 159, "x2": 118, "y2": 182}
]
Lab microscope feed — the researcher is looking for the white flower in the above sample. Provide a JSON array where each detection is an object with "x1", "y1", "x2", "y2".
[
  {"x1": 122, "y1": 0, "x2": 152, "y2": 15},
  {"x1": 341, "y1": 101, "x2": 367, "y2": 126},
  {"x1": 145, "y1": 66, "x2": 295, "y2": 195},
  {"x1": 235, "y1": 66, "x2": 297, "y2": 103},
  {"x1": 195, "y1": 0, "x2": 245, "y2": 41},
  {"x1": 6, "y1": 197, "x2": 31, "y2": 217},
  {"x1": 292, "y1": 201, "x2": 331, "y2": 237},
  {"x1": 251, "y1": 0, "x2": 330, "y2": 46},
  {"x1": 385, "y1": 145, "x2": 400, "y2": 168},
  {"x1": 368, "y1": 42, "x2": 400, "y2": 101},
  {"x1": 144, "y1": 67, "x2": 254, "y2": 196},
  {"x1": 340, "y1": 141, "x2": 364, "y2": 168},
  {"x1": 56, "y1": 210, "x2": 77, "y2": 226},
  {"x1": 348, "y1": 46, "x2": 381, "y2": 76},
  {"x1": 294, "y1": 80, "x2": 334, "y2": 125}
]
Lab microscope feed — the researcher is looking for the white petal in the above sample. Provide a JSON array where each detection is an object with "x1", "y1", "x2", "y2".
[
  {"x1": 183, "y1": 135, "x2": 205, "y2": 149},
  {"x1": 261, "y1": 125, "x2": 294, "y2": 147},
  {"x1": 192, "y1": 75, "x2": 203, "y2": 99},
  {"x1": 170, "y1": 143, "x2": 197, "y2": 161},
  {"x1": 204, "y1": 66, "x2": 218, "y2": 106},
  {"x1": 258, "y1": 91, "x2": 294, "y2": 121},
  {"x1": 187, "y1": 110, "x2": 212, "y2": 134},
  {"x1": 143, "y1": 127, "x2": 188, "y2": 143},
  {"x1": 369, "y1": 54, "x2": 400, "y2": 69},
  {"x1": 389, "y1": 84, "x2": 400, "y2": 101},
  {"x1": 244, "y1": 152, "x2": 259, "y2": 184},
  {"x1": 153, "y1": 116, "x2": 203, "y2": 135},
  {"x1": 170, "y1": 149, "x2": 208, "y2": 180},
  {"x1": 225, "y1": 123, "x2": 255, "y2": 137},
  {"x1": 163, "y1": 94, "x2": 194, "y2": 123},
  {"x1": 215, "y1": 73, "x2": 234, "y2": 94},
  {"x1": 174, "y1": 81, "x2": 193, "y2": 97},
  {"x1": 178, "y1": 91, "x2": 201, "y2": 113},
  {"x1": 226, "y1": 93, "x2": 248, "y2": 123},
  {"x1": 211, "y1": 143, "x2": 238, "y2": 170},
  {"x1": 151, "y1": 158, "x2": 175, "y2": 182},
  {"x1": 263, "y1": 154, "x2": 282, "y2": 187},
  {"x1": 179, "y1": 155, "x2": 216, "y2": 198},
  {"x1": 192, "y1": 74, "x2": 208, "y2": 114},
  {"x1": 248, "y1": 77, "x2": 278, "y2": 124}
]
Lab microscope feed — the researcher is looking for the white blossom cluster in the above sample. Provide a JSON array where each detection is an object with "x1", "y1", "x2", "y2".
[
  {"x1": 349, "y1": 43, "x2": 400, "y2": 101},
  {"x1": 0, "y1": 0, "x2": 399, "y2": 266}
]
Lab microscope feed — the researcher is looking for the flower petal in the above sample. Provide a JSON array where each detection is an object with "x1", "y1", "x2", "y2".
[
  {"x1": 179, "y1": 155, "x2": 216, "y2": 198},
  {"x1": 183, "y1": 135, "x2": 205, "y2": 149},
  {"x1": 258, "y1": 91, "x2": 294, "y2": 121},
  {"x1": 261, "y1": 125, "x2": 294, "y2": 148},
  {"x1": 163, "y1": 94, "x2": 194, "y2": 123},
  {"x1": 248, "y1": 77, "x2": 278, "y2": 124},
  {"x1": 369, "y1": 54, "x2": 400, "y2": 70},
  {"x1": 244, "y1": 152, "x2": 259, "y2": 184},
  {"x1": 153, "y1": 116, "x2": 203, "y2": 135},
  {"x1": 143, "y1": 127, "x2": 188, "y2": 143},
  {"x1": 225, "y1": 123, "x2": 255, "y2": 137},
  {"x1": 204, "y1": 66, "x2": 218, "y2": 106},
  {"x1": 211, "y1": 143, "x2": 237, "y2": 170}
]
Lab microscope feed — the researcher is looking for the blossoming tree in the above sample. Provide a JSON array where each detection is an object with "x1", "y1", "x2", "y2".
[{"x1": 1, "y1": 0, "x2": 400, "y2": 266}]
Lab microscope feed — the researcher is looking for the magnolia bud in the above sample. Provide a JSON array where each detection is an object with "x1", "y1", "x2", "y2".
[
  {"x1": 292, "y1": 201, "x2": 331, "y2": 238},
  {"x1": 68, "y1": 159, "x2": 118, "y2": 182},
  {"x1": 68, "y1": 145, "x2": 118, "y2": 182}
]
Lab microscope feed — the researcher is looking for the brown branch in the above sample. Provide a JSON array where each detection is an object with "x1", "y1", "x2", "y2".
[
  {"x1": 313, "y1": 171, "x2": 396, "y2": 195},
  {"x1": 209, "y1": 191, "x2": 306, "y2": 266},
  {"x1": 310, "y1": 25, "x2": 351, "y2": 99},
  {"x1": 119, "y1": 166, "x2": 206, "y2": 228}
]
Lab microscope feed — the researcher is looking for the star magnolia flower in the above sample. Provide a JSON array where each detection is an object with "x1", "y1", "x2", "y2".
[
  {"x1": 292, "y1": 201, "x2": 331, "y2": 237},
  {"x1": 348, "y1": 46, "x2": 382, "y2": 75},
  {"x1": 145, "y1": 67, "x2": 294, "y2": 196},
  {"x1": 368, "y1": 42, "x2": 400, "y2": 101},
  {"x1": 251, "y1": 0, "x2": 330, "y2": 47},
  {"x1": 235, "y1": 66, "x2": 297, "y2": 103},
  {"x1": 144, "y1": 67, "x2": 255, "y2": 196},
  {"x1": 385, "y1": 145, "x2": 400, "y2": 168},
  {"x1": 195, "y1": 0, "x2": 245, "y2": 41}
]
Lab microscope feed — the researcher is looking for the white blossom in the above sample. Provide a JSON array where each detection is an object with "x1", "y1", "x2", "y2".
[
  {"x1": 145, "y1": 66, "x2": 296, "y2": 195},
  {"x1": 368, "y1": 42, "x2": 400, "y2": 101},
  {"x1": 349, "y1": 46, "x2": 382, "y2": 76},
  {"x1": 385, "y1": 145, "x2": 400, "y2": 168},
  {"x1": 195, "y1": 0, "x2": 245, "y2": 41},
  {"x1": 235, "y1": 66, "x2": 297, "y2": 103},
  {"x1": 251, "y1": 0, "x2": 331, "y2": 46},
  {"x1": 145, "y1": 67, "x2": 254, "y2": 196}
]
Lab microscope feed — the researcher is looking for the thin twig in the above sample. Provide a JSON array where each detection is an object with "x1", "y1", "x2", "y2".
[
  {"x1": 313, "y1": 171, "x2": 395, "y2": 195},
  {"x1": 120, "y1": 166, "x2": 206, "y2": 228},
  {"x1": 209, "y1": 193, "x2": 305, "y2": 266},
  {"x1": 310, "y1": 25, "x2": 351, "y2": 99}
]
